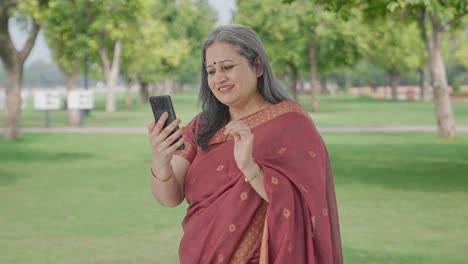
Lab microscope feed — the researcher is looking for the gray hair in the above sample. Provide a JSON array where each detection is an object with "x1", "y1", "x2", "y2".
[{"x1": 197, "y1": 24, "x2": 290, "y2": 149}]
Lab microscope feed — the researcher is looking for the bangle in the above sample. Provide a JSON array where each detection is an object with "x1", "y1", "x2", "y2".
[
  {"x1": 244, "y1": 164, "x2": 261, "y2": 183},
  {"x1": 151, "y1": 167, "x2": 172, "y2": 182}
]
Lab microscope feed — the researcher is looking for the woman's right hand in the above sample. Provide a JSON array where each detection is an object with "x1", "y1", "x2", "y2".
[{"x1": 148, "y1": 112, "x2": 185, "y2": 170}]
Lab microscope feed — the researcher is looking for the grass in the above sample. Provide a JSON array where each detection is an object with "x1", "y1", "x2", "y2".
[
  {"x1": 2, "y1": 90, "x2": 468, "y2": 128},
  {"x1": 1, "y1": 133, "x2": 468, "y2": 263}
]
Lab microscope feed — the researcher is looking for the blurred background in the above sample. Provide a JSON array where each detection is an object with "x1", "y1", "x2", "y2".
[{"x1": 1, "y1": 0, "x2": 468, "y2": 263}]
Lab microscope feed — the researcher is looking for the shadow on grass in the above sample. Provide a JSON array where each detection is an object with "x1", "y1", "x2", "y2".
[
  {"x1": 328, "y1": 140, "x2": 468, "y2": 193},
  {"x1": 0, "y1": 147, "x2": 95, "y2": 163},
  {"x1": 0, "y1": 137, "x2": 95, "y2": 186},
  {"x1": 344, "y1": 246, "x2": 464, "y2": 264}
]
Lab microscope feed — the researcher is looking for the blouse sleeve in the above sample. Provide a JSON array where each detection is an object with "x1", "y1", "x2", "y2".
[{"x1": 173, "y1": 115, "x2": 199, "y2": 163}]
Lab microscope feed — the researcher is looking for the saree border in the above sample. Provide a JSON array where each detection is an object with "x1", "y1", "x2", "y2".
[{"x1": 208, "y1": 100, "x2": 309, "y2": 146}]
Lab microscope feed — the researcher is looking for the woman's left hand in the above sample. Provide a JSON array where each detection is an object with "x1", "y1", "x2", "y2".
[{"x1": 224, "y1": 121, "x2": 256, "y2": 173}]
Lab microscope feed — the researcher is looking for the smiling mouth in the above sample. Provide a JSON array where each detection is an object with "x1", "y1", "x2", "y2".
[{"x1": 218, "y1": 85, "x2": 234, "y2": 94}]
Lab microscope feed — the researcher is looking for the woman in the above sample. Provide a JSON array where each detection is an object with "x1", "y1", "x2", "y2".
[{"x1": 148, "y1": 24, "x2": 342, "y2": 264}]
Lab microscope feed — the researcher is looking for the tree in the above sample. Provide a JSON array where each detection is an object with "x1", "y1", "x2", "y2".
[
  {"x1": 151, "y1": 0, "x2": 216, "y2": 95},
  {"x1": 289, "y1": 0, "x2": 467, "y2": 139},
  {"x1": 44, "y1": 0, "x2": 88, "y2": 125},
  {"x1": 236, "y1": 0, "x2": 366, "y2": 111},
  {"x1": 169, "y1": 0, "x2": 217, "y2": 88},
  {"x1": 85, "y1": 0, "x2": 142, "y2": 112},
  {"x1": 386, "y1": 0, "x2": 468, "y2": 139},
  {"x1": 235, "y1": 0, "x2": 307, "y2": 101},
  {"x1": 120, "y1": 0, "x2": 189, "y2": 104},
  {"x1": 0, "y1": 0, "x2": 49, "y2": 140},
  {"x1": 367, "y1": 19, "x2": 422, "y2": 100}
]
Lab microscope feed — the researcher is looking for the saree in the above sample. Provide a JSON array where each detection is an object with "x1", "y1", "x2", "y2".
[{"x1": 174, "y1": 100, "x2": 342, "y2": 264}]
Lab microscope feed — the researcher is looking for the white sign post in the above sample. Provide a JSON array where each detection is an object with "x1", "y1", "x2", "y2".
[
  {"x1": 0, "y1": 90, "x2": 28, "y2": 111},
  {"x1": 67, "y1": 90, "x2": 94, "y2": 126},
  {"x1": 34, "y1": 90, "x2": 62, "y2": 127}
]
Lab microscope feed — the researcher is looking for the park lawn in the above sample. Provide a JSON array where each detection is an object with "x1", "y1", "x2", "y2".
[
  {"x1": 1, "y1": 133, "x2": 467, "y2": 263},
  {"x1": 6, "y1": 90, "x2": 468, "y2": 128}
]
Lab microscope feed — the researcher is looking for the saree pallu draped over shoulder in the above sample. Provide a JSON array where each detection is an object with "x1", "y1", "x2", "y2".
[{"x1": 175, "y1": 100, "x2": 343, "y2": 264}]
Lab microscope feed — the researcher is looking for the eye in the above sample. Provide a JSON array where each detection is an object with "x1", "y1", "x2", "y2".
[
  {"x1": 223, "y1": 65, "x2": 235, "y2": 71},
  {"x1": 207, "y1": 69, "x2": 215, "y2": 75}
]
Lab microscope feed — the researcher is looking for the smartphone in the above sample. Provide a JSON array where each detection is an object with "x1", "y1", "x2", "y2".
[{"x1": 149, "y1": 95, "x2": 184, "y2": 150}]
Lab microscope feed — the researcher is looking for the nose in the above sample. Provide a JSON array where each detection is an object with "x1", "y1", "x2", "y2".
[{"x1": 214, "y1": 70, "x2": 227, "y2": 85}]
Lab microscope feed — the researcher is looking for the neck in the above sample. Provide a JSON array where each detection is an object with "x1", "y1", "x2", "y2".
[{"x1": 229, "y1": 95, "x2": 271, "y2": 120}]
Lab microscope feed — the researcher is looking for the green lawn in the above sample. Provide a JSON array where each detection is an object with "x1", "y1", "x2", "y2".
[
  {"x1": 1, "y1": 133, "x2": 467, "y2": 263},
  {"x1": 4, "y1": 90, "x2": 468, "y2": 128}
]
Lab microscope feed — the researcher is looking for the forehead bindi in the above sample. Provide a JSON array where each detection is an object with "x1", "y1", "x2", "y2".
[
  {"x1": 206, "y1": 59, "x2": 233, "y2": 68},
  {"x1": 206, "y1": 42, "x2": 240, "y2": 67}
]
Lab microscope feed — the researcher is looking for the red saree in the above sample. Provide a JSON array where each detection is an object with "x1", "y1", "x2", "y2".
[{"x1": 175, "y1": 100, "x2": 342, "y2": 264}]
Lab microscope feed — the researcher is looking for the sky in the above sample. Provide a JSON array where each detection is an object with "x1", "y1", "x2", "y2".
[{"x1": 10, "y1": 0, "x2": 235, "y2": 66}]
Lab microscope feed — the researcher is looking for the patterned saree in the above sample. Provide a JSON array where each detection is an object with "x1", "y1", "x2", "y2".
[{"x1": 175, "y1": 100, "x2": 342, "y2": 264}]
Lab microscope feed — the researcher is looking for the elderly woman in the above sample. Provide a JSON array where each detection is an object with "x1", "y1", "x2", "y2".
[{"x1": 148, "y1": 24, "x2": 343, "y2": 264}]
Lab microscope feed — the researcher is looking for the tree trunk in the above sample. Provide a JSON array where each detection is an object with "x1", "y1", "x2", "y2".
[
  {"x1": 320, "y1": 78, "x2": 327, "y2": 95},
  {"x1": 419, "y1": 65, "x2": 431, "y2": 101},
  {"x1": 174, "y1": 82, "x2": 181, "y2": 94},
  {"x1": 152, "y1": 82, "x2": 161, "y2": 96},
  {"x1": 65, "y1": 72, "x2": 80, "y2": 126},
  {"x1": 139, "y1": 82, "x2": 149, "y2": 104},
  {"x1": 3, "y1": 64, "x2": 22, "y2": 139},
  {"x1": 99, "y1": 39, "x2": 122, "y2": 113},
  {"x1": 430, "y1": 28, "x2": 456, "y2": 139},
  {"x1": 344, "y1": 68, "x2": 351, "y2": 91},
  {"x1": 289, "y1": 77, "x2": 298, "y2": 101},
  {"x1": 288, "y1": 61, "x2": 298, "y2": 101},
  {"x1": 418, "y1": 8, "x2": 455, "y2": 138},
  {"x1": 164, "y1": 79, "x2": 174, "y2": 95},
  {"x1": 125, "y1": 74, "x2": 138, "y2": 108},
  {"x1": 0, "y1": 15, "x2": 41, "y2": 140},
  {"x1": 309, "y1": 41, "x2": 320, "y2": 112},
  {"x1": 389, "y1": 72, "x2": 400, "y2": 101}
]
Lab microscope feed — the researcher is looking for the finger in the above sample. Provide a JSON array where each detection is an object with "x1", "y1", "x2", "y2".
[
  {"x1": 234, "y1": 130, "x2": 254, "y2": 145},
  {"x1": 167, "y1": 137, "x2": 185, "y2": 153},
  {"x1": 159, "y1": 118, "x2": 182, "y2": 139},
  {"x1": 151, "y1": 114, "x2": 175, "y2": 141},
  {"x1": 154, "y1": 112, "x2": 169, "y2": 133},
  {"x1": 233, "y1": 133, "x2": 241, "y2": 142},
  {"x1": 225, "y1": 126, "x2": 251, "y2": 138},
  {"x1": 165, "y1": 127, "x2": 184, "y2": 146},
  {"x1": 224, "y1": 121, "x2": 249, "y2": 133},
  {"x1": 224, "y1": 121, "x2": 246, "y2": 134},
  {"x1": 148, "y1": 120, "x2": 156, "y2": 133}
]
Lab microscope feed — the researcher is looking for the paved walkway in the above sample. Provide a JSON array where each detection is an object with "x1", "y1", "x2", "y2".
[{"x1": 2, "y1": 126, "x2": 467, "y2": 134}]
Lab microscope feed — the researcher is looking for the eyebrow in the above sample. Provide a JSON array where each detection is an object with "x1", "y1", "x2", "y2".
[{"x1": 206, "y1": 59, "x2": 233, "y2": 68}]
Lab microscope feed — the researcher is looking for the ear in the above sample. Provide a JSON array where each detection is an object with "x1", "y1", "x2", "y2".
[{"x1": 254, "y1": 56, "x2": 263, "y2": 77}]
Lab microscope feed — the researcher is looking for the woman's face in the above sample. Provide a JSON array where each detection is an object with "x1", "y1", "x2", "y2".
[{"x1": 205, "y1": 42, "x2": 261, "y2": 108}]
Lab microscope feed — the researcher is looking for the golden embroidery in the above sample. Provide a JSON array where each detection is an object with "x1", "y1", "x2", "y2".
[
  {"x1": 277, "y1": 147, "x2": 287, "y2": 154},
  {"x1": 208, "y1": 101, "x2": 309, "y2": 146},
  {"x1": 229, "y1": 224, "x2": 237, "y2": 233},
  {"x1": 271, "y1": 177, "x2": 278, "y2": 185},
  {"x1": 287, "y1": 242, "x2": 294, "y2": 253},
  {"x1": 283, "y1": 208, "x2": 290, "y2": 219},
  {"x1": 230, "y1": 202, "x2": 267, "y2": 263},
  {"x1": 216, "y1": 165, "x2": 225, "y2": 171},
  {"x1": 323, "y1": 209, "x2": 328, "y2": 216},
  {"x1": 308, "y1": 150, "x2": 316, "y2": 158},
  {"x1": 218, "y1": 254, "x2": 224, "y2": 262},
  {"x1": 240, "y1": 192, "x2": 248, "y2": 201},
  {"x1": 174, "y1": 133, "x2": 196, "y2": 161}
]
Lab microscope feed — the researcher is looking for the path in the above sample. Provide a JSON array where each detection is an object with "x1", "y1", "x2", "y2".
[{"x1": 2, "y1": 126, "x2": 467, "y2": 134}]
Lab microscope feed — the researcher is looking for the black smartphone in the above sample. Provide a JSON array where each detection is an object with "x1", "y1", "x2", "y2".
[{"x1": 149, "y1": 95, "x2": 184, "y2": 150}]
